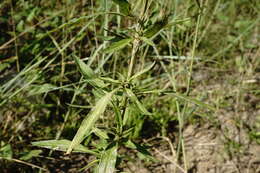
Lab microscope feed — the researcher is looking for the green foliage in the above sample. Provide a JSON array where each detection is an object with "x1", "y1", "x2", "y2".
[
  {"x1": 0, "y1": 0, "x2": 258, "y2": 172},
  {"x1": 19, "y1": 150, "x2": 42, "y2": 161},
  {"x1": 66, "y1": 89, "x2": 118, "y2": 154},
  {"x1": 125, "y1": 88, "x2": 151, "y2": 115},
  {"x1": 249, "y1": 131, "x2": 260, "y2": 144},
  {"x1": 111, "y1": 0, "x2": 131, "y2": 16},
  {"x1": 143, "y1": 16, "x2": 169, "y2": 38},
  {"x1": 73, "y1": 55, "x2": 106, "y2": 88},
  {"x1": 96, "y1": 143, "x2": 118, "y2": 173},
  {"x1": 0, "y1": 143, "x2": 13, "y2": 160},
  {"x1": 103, "y1": 38, "x2": 133, "y2": 54},
  {"x1": 32, "y1": 140, "x2": 98, "y2": 155}
]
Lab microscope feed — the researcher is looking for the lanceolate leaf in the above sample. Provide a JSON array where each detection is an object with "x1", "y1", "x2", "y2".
[
  {"x1": 129, "y1": 62, "x2": 155, "y2": 81},
  {"x1": 139, "y1": 36, "x2": 156, "y2": 47},
  {"x1": 92, "y1": 127, "x2": 109, "y2": 140},
  {"x1": 169, "y1": 93, "x2": 215, "y2": 111},
  {"x1": 135, "y1": 90, "x2": 215, "y2": 111},
  {"x1": 111, "y1": 0, "x2": 131, "y2": 16},
  {"x1": 74, "y1": 55, "x2": 105, "y2": 88},
  {"x1": 32, "y1": 140, "x2": 97, "y2": 155},
  {"x1": 124, "y1": 140, "x2": 155, "y2": 161},
  {"x1": 19, "y1": 150, "x2": 42, "y2": 161},
  {"x1": 143, "y1": 17, "x2": 169, "y2": 38},
  {"x1": 97, "y1": 143, "x2": 118, "y2": 173},
  {"x1": 66, "y1": 89, "x2": 118, "y2": 154},
  {"x1": 80, "y1": 159, "x2": 99, "y2": 172},
  {"x1": 0, "y1": 144, "x2": 13, "y2": 159},
  {"x1": 123, "y1": 106, "x2": 130, "y2": 125},
  {"x1": 28, "y1": 83, "x2": 57, "y2": 95},
  {"x1": 103, "y1": 38, "x2": 133, "y2": 54},
  {"x1": 125, "y1": 88, "x2": 151, "y2": 115}
]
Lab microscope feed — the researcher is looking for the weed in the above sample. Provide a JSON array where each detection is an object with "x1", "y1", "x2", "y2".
[{"x1": 0, "y1": 0, "x2": 259, "y2": 172}]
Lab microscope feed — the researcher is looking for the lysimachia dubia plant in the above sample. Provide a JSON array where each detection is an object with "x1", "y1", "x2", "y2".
[{"x1": 32, "y1": 0, "x2": 213, "y2": 172}]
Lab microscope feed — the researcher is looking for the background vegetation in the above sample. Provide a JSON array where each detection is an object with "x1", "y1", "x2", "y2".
[{"x1": 0, "y1": 0, "x2": 259, "y2": 172}]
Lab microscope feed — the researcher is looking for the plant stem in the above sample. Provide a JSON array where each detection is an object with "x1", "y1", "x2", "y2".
[
  {"x1": 127, "y1": 38, "x2": 140, "y2": 80},
  {"x1": 186, "y1": 5, "x2": 202, "y2": 96}
]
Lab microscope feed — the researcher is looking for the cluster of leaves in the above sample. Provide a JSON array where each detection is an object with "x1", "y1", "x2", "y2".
[
  {"x1": 1, "y1": 0, "x2": 258, "y2": 172},
  {"x1": 28, "y1": 0, "x2": 214, "y2": 172}
]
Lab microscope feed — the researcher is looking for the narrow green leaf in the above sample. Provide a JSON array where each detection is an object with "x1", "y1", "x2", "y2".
[
  {"x1": 143, "y1": 17, "x2": 169, "y2": 38},
  {"x1": 122, "y1": 127, "x2": 134, "y2": 138},
  {"x1": 125, "y1": 88, "x2": 151, "y2": 115},
  {"x1": 26, "y1": 8, "x2": 37, "y2": 22},
  {"x1": 66, "y1": 103, "x2": 92, "y2": 109},
  {"x1": 129, "y1": 62, "x2": 155, "y2": 81},
  {"x1": 28, "y1": 84, "x2": 57, "y2": 95},
  {"x1": 112, "y1": 101, "x2": 123, "y2": 129},
  {"x1": 139, "y1": 37, "x2": 155, "y2": 47},
  {"x1": 32, "y1": 140, "x2": 97, "y2": 155},
  {"x1": 74, "y1": 55, "x2": 105, "y2": 88},
  {"x1": 124, "y1": 140, "x2": 155, "y2": 161},
  {"x1": 92, "y1": 88, "x2": 107, "y2": 100},
  {"x1": 17, "y1": 20, "x2": 24, "y2": 32},
  {"x1": 66, "y1": 89, "x2": 118, "y2": 154},
  {"x1": 92, "y1": 127, "x2": 109, "y2": 140},
  {"x1": 103, "y1": 38, "x2": 133, "y2": 54},
  {"x1": 0, "y1": 144, "x2": 13, "y2": 159},
  {"x1": 149, "y1": 55, "x2": 201, "y2": 60},
  {"x1": 97, "y1": 143, "x2": 118, "y2": 173},
  {"x1": 123, "y1": 106, "x2": 130, "y2": 126},
  {"x1": 165, "y1": 18, "x2": 191, "y2": 28},
  {"x1": 111, "y1": 0, "x2": 131, "y2": 16},
  {"x1": 169, "y1": 93, "x2": 215, "y2": 111},
  {"x1": 79, "y1": 159, "x2": 99, "y2": 172},
  {"x1": 19, "y1": 150, "x2": 42, "y2": 161}
]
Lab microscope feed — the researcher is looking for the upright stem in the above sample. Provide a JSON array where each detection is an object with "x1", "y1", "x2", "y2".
[
  {"x1": 123, "y1": 28, "x2": 141, "y2": 135},
  {"x1": 10, "y1": 1, "x2": 19, "y2": 72},
  {"x1": 186, "y1": 3, "x2": 202, "y2": 96},
  {"x1": 127, "y1": 38, "x2": 140, "y2": 80}
]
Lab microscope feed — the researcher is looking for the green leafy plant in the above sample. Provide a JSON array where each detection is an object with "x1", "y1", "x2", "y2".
[
  {"x1": 31, "y1": 0, "x2": 216, "y2": 172},
  {"x1": 1, "y1": 0, "x2": 258, "y2": 172}
]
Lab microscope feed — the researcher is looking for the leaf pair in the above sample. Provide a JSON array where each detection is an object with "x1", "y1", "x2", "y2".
[
  {"x1": 73, "y1": 55, "x2": 105, "y2": 88},
  {"x1": 102, "y1": 17, "x2": 171, "y2": 55}
]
